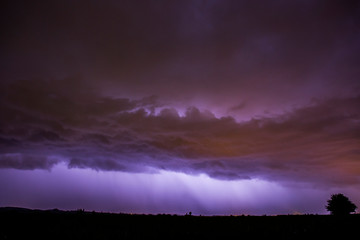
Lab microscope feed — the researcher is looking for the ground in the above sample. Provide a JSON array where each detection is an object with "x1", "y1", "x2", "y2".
[{"x1": 1, "y1": 207, "x2": 359, "y2": 239}]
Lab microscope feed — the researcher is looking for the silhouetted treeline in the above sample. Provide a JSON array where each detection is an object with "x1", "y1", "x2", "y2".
[{"x1": 1, "y1": 207, "x2": 359, "y2": 240}]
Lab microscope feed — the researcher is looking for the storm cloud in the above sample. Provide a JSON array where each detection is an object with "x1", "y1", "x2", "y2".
[
  {"x1": 1, "y1": 1, "x2": 359, "y2": 108},
  {"x1": 1, "y1": 78, "x2": 359, "y2": 186},
  {"x1": 1, "y1": 1, "x2": 360, "y2": 215}
]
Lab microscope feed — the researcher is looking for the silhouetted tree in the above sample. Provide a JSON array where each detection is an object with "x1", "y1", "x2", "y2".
[{"x1": 326, "y1": 193, "x2": 357, "y2": 216}]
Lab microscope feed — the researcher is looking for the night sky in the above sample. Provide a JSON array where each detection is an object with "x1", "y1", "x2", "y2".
[{"x1": 1, "y1": 0, "x2": 360, "y2": 215}]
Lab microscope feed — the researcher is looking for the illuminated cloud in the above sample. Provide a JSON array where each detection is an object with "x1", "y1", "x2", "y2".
[{"x1": 1, "y1": 78, "x2": 359, "y2": 187}]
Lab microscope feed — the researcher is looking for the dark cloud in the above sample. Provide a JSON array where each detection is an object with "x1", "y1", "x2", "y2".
[
  {"x1": 1, "y1": 0, "x2": 359, "y2": 108},
  {"x1": 228, "y1": 101, "x2": 247, "y2": 112},
  {"x1": 27, "y1": 130, "x2": 64, "y2": 142},
  {"x1": 68, "y1": 157, "x2": 126, "y2": 172},
  {"x1": 0, "y1": 153, "x2": 60, "y2": 170}
]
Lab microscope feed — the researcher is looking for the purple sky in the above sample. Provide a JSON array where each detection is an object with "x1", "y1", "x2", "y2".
[{"x1": 1, "y1": 0, "x2": 360, "y2": 215}]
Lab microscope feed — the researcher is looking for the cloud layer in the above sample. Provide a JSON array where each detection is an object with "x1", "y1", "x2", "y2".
[
  {"x1": 1, "y1": 0, "x2": 359, "y2": 119},
  {"x1": 1, "y1": 79, "x2": 359, "y2": 186}
]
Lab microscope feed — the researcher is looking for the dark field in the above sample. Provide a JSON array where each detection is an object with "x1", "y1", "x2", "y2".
[{"x1": 1, "y1": 207, "x2": 359, "y2": 240}]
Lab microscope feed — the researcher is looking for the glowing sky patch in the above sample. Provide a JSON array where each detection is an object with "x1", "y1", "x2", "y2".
[{"x1": 1, "y1": 163, "x2": 354, "y2": 215}]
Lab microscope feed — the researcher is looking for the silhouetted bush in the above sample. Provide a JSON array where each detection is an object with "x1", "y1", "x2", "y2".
[{"x1": 326, "y1": 193, "x2": 357, "y2": 216}]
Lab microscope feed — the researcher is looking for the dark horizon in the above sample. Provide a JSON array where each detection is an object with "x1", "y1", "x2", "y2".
[
  {"x1": 0, "y1": 204, "x2": 358, "y2": 217},
  {"x1": 1, "y1": 206, "x2": 360, "y2": 239}
]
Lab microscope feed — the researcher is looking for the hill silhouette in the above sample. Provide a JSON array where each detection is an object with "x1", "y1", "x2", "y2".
[{"x1": 1, "y1": 207, "x2": 359, "y2": 240}]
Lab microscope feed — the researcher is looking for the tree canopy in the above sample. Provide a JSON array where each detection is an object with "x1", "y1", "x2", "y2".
[{"x1": 326, "y1": 193, "x2": 357, "y2": 216}]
